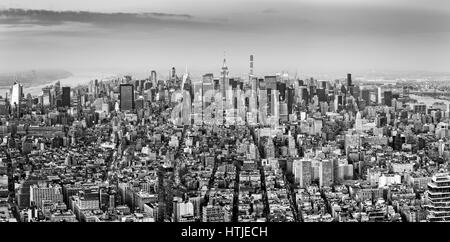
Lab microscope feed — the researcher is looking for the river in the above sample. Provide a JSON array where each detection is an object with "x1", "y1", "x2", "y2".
[{"x1": 409, "y1": 94, "x2": 450, "y2": 108}]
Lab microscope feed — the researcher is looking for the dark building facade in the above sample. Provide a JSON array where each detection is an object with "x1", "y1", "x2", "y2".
[
  {"x1": 347, "y1": 73, "x2": 352, "y2": 87},
  {"x1": 62, "y1": 87, "x2": 71, "y2": 107},
  {"x1": 317, "y1": 88, "x2": 327, "y2": 102},
  {"x1": 384, "y1": 91, "x2": 393, "y2": 106},
  {"x1": 287, "y1": 88, "x2": 295, "y2": 115},
  {"x1": 120, "y1": 84, "x2": 135, "y2": 111},
  {"x1": 361, "y1": 89, "x2": 371, "y2": 106}
]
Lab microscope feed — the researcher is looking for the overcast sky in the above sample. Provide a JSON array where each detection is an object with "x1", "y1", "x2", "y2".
[{"x1": 0, "y1": 0, "x2": 449, "y2": 77}]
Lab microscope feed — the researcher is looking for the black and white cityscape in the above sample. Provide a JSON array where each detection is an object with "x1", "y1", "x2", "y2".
[{"x1": 1, "y1": 0, "x2": 450, "y2": 223}]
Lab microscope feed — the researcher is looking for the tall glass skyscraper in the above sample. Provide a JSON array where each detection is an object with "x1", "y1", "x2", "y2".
[
  {"x1": 62, "y1": 86, "x2": 71, "y2": 107},
  {"x1": 10, "y1": 82, "x2": 23, "y2": 107},
  {"x1": 119, "y1": 84, "x2": 135, "y2": 111}
]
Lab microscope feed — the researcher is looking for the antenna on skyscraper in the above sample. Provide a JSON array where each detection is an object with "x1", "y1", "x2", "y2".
[
  {"x1": 222, "y1": 51, "x2": 227, "y2": 68},
  {"x1": 250, "y1": 54, "x2": 254, "y2": 76}
]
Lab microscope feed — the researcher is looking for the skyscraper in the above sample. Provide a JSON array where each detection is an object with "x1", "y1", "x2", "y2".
[
  {"x1": 319, "y1": 160, "x2": 334, "y2": 187},
  {"x1": 355, "y1": 111, "x2": 363, "y2": 132},
  {"x1": 377, "y1": 87, "x2": 382, "y2": 105},
  {"x1": 220, "y1": 58, "x2": 229, "y2": 99},
  {"x1": 361, "y1": 89, "x2": 371, "y2": 106},
  {"x1": 119, "y1": 84, "x2": 135, "y2": 111},
  {"x1": 192, "y1": 81, "x2": 203, "y2": 125},
  {"x1": 347, "y1": 73, "x2": 352, "y2": 87},
  {"x1": 424, "y1": 173, "x2": 450, "y2": 221},
  {"x1": 293, "y1": 159, "x2": 312, "y2": 188},
  {"x1": 171, "y1": 67, "x2": 176, "y2": 79},
  {"x1": 54, "y1": 81, "x2": 61, "y2": 96},
  {"x1": 61, "y1": 87, "x2": 71, "y2": 107},
  {"x1": 384, "y1": 90, "x2": 393, "y2": 106},
  {"x1": 220, "y1": 59, "x2": 229, "y2": 124},
  {"x1": 277, "y1": 82, "x2": 286, "y2": 101},
  {"x1": 182, "y1": 89, "x2": 192, "y2": 125},
  {"x1": 258, "y1": 87, "x2": 268, "y2": 125},
  {"x1": 264, "y1": 76, "x2": 277, "y2": 96},
  {"x1": 317, "y1": 88, "x2": 327, "y2": 102},
  {"x1": 10, "y1": 82, "x2": 23, "y2": 113},
  {"x1": 271, "y1": 89, "x2": 279, "y2": 126},
  {"x1": 42, "y1": 87, "x2": 52, "y2": 106},
  {"x1": 286, "y1": 88, "x2": 295, "y2": 115},
  {"x1": 151, "y1": 70, "x2": 157, "y2": 86},
  {"x1": 202, "y1": 74, "x2": 215, "y2": 124},
  {"x1": 299, "y1": 86, "x2": 309, "y2": 105}
]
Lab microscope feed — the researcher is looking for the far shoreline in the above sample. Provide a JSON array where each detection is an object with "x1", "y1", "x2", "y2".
[{"x1": 0, "y1": 71, "x2": 119, "y2": 97}]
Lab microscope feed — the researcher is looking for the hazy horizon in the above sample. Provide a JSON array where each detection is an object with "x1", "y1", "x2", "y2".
[{"x1": 1, "y1": 0, "x2": 449, "y2": 76}]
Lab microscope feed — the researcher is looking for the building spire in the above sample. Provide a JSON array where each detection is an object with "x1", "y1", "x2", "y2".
[{"x1": 222, "y1": 51, "x2": 227, "y2": 69}]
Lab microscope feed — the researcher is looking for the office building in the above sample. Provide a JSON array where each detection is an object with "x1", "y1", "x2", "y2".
[
  {"x1": 425, "y1": 173, "x2": 450, "y2": 221},
  {"x1": 30, "y1": 184, "x2": 63, "y2": 208},
  {"x1": 414, "y1": 103, "x2": 427, "y2": 114},
  {"x1": 384, "y1": 91, "x2": 393, "y2": 106},
  {"x1": 61, "y1": 87, "x2": 71, "y2": 107},
  {"x1": 293, "y1": 159, "x2": 312, "y2": 188},
  {"x1": 377, "y1": 87, "x2": 382, "y2": 105},
  {"x1": 10, "y1": 82, "x2": 23, "y2": 114},
  {"x1": 319, "y1": 160, "x2": 334, "y2": 187},
  {"x1": 119, "y1": 84, "x2": 135, "y2": 111},
  {"x1": 361, "y1": 89, "x2": 371, "y2": 106},
  {"x1": 202, "y1": 205, "x2": 225, "y2": 222}
]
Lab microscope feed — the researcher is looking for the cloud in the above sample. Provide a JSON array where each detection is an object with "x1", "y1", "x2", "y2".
[
  {"x1": 147, "y1": 12, "x2": 192, "y2": 18},
  {"x1": 1, "y1": 3, "x2": 449, "y2": 74},
  {"x1": 0, "y1": 8, "x2": 218, "y2": 29}
]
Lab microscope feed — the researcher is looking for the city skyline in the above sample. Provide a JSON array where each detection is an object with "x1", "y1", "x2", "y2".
[
  {"x1": 3, "y1": 0, "x2": 450, "y2": 230},
  {"x1": 1, "y1": 0, "x2": 449, "y2": 75},
  {"x1": 2, "y1": 6, "x2": 450, "y2": 224}
]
